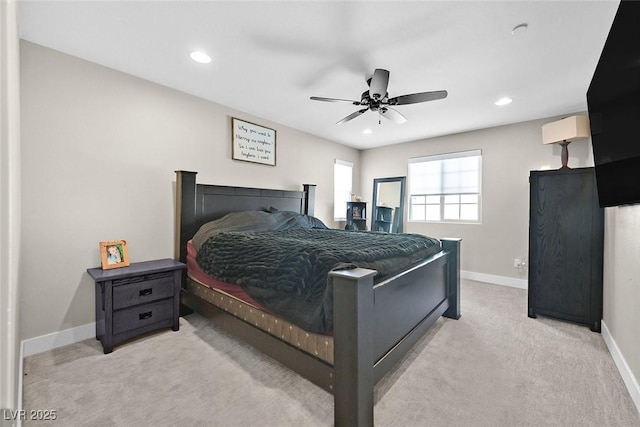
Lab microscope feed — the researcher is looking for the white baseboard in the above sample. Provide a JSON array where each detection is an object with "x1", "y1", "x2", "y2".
[
  {"x1": 18, "y1": 324, "x2": 94, "y2": 426},
  {"x1": 601, "y1": 320, "x2": 640, "y2": 416},
  {"x1": 19, "y1": 271, "x2": 523, "y2": 357},
  {"x1": 21, "y1": 322, "x2": 95, "y2": 358},
  {"x1": 22, "y1": 273, "x2": 523, "y2": 356},
  {"x1": 16, "y1": 285, "x2": 638, "y2": 420},
  {"x1": 461, "y1": 270, "x2": 528, "y2": 289}
]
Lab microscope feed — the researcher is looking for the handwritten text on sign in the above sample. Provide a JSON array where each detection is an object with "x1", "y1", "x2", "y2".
[{"x1": 232, "y1": 118, "x2": 276, "y2": 166}]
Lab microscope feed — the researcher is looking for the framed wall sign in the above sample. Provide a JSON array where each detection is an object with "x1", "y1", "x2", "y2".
[{"x1": 232, "y1": 117, "x2": 276, "y2": 166}]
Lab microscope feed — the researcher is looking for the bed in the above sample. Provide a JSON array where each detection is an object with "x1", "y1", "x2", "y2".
[{"x1": 174, "y1": 170, "x2": 461, "y2": 427}]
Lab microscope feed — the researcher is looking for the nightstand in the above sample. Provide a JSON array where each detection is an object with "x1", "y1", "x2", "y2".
[{"x1": 87, "y1": 258, "x2": 186, "y2": 353}]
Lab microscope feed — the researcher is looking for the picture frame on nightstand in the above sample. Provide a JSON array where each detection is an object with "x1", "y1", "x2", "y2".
[{"x1": 99, "y1": 240, "x2": 130, "y2": 270}]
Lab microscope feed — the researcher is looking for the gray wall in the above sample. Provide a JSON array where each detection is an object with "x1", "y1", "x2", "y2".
[
  {"x1": 19, "y1": 40, "x2": 639, "y2": 399},
  {"x1": 19, "y1": 41, "x2": 360, "y2": 340},
  {"x1": 361, "y1": 117, "x2": 594, "y2": 279},
  {"x1": 1, "y1": 0, "x2": 22, "y2": 411},
  {"x1": 603, "y1": 207, "x2": 640, "y2": 383},
  {"x1": 362, "y1": 117, "x2": 640, "y2": 393}
]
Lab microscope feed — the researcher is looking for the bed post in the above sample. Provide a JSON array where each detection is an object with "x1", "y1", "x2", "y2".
[
  {"x1": 330, "y1": 268, "x2": 377, "y2": 427},
  {"x1": 441, "y1": 238, "x2": 462, "y2": 320},
  {"x1": 303, "y1": 184, "x2": 316, "y2": 216},
  {"x1": 174, "y1": 170, "x2": 197, "y2": 264}
]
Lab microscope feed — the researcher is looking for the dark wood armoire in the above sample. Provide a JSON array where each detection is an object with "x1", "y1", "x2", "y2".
[{"x1": 528, "y1": 167, "x2": 604, "y2": 332}]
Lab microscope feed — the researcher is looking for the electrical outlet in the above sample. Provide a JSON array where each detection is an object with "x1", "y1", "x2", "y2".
[{"x1": 513, "y1": 257, "x2": 527, "y2": 271}]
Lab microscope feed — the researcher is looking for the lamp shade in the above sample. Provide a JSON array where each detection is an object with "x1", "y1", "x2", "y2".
[{"x1": 542, "y1": 115, "x2": 591, "y2": 145}]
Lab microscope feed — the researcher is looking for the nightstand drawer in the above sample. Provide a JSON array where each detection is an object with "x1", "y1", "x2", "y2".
[
  {"x1": 113, "y1": 299, "x2": 174, "y2": 335},
  {"x1": 112, "y1": 273, "x2": 174, "y2": 309}
]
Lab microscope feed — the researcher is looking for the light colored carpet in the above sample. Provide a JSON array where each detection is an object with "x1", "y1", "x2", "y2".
[{"x1": 23, "y1": 280, "x2": 640, "y2": 426}]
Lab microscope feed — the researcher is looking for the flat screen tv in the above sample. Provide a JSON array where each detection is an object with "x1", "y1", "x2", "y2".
[{"x1": 587, "y1": 0, "x2": 640, "y2": 208}]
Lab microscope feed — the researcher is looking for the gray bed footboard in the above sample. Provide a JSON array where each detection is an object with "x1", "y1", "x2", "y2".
[{"x1": 329, "y1": 237, "x2": 461, "y2": 427}]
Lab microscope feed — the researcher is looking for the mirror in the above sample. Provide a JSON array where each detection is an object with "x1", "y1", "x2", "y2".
[{"x1": 372, "y1": 177, "x2": 406, "y2": 233}]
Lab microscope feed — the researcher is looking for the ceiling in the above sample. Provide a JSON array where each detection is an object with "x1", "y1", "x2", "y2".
[{"x1": 17, "y1": 1, "x2": 620, "y2": 150}]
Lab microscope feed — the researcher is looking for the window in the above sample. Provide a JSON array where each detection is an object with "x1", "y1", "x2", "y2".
[
  {"x1": 408, "y1": 150, "x2": 481, "y2": 223},
  {"x1": 334, "y1": 159, "x2": 353, "y2": 221}
]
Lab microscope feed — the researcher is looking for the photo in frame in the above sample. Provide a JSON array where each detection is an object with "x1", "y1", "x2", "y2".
[
  {"x1": 99, "y1": 240, "x2": 130, "y2": 270},
  {"x1": 231, "y1": 117, "x2": 276, "y2": 166}
]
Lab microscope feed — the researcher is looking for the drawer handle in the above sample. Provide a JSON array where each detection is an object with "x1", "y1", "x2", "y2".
[
  {"x1": 139, "y1": 311, "x2": 153, "y2": 320},
  {"x1": 139, "y1": 288, "x2": 153, "y2": 297}
]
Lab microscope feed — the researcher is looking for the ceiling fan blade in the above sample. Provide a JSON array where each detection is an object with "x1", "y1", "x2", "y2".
[
  {"x1": 369, "y1": 69, "x2": 390, "y2": 100},
  {"x1": 388, "y1": 90, "x2": 448, "y2": 106},
  {"x1": 310, "y1": 96, "x2": 362, "y2": 105},
  {"x1": 336, "y1": 108, "x2": 369, "y2": 125},
  {"x1": 380, "y1": 107, "x2": 407, "y2": 124}
]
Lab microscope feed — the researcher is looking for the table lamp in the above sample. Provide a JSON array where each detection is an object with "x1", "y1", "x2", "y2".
[{"x1": 542, "y1": 115, "x2": 591, "y2": 169}]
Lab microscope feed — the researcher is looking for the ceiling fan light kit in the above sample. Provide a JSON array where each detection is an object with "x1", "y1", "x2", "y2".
[{"x1": 310, "y1": 68, "x2": 448, "y2": 125}]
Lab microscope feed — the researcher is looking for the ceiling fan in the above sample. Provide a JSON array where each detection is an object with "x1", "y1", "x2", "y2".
[{"x1": 310, "y1": 68, "x2": 447, "y2": 125}]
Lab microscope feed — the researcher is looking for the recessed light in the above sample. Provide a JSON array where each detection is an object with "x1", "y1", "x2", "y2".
[
  {"x1": 190, "y1": 51, "x2": 211, "y2": 64},
  {"x1": 362, "y1": 128, "x2": 372, "y2": 135},
  {"x1": 495, "y1": 97, "x2": 513, "y2": 106}
]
